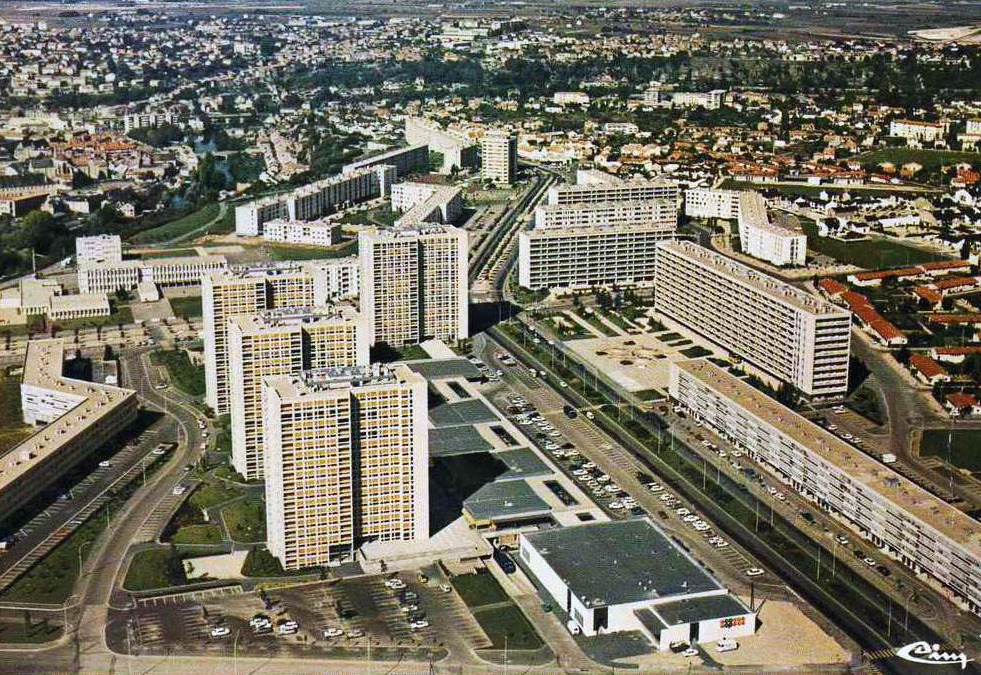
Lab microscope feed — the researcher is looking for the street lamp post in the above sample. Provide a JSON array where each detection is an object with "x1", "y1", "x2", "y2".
[{"x1": 77, "y1": 540, "x2": 92, "y2": 578}]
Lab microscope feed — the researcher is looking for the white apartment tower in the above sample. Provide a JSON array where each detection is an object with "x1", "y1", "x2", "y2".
[
  {"x1": 654, "y1": 240, "x2": 851, "y2": 398},
  {"x1": 358, "y1": 227, "x2": 468, "y2": 347},
  {"x1": 481, "y1": 131, "x2": 517, "y2": 185},
  {"x1": 227, "y1": 306, "x2": 369, "y2": 480},
  {"x1": 263, "y1": 364, "x2": 429, "y2": 569}
]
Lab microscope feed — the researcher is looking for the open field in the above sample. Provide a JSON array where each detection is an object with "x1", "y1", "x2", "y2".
[
  {"x1": 920, "y1": 429, "x2": 981, "y2": 473},
  {"x1": 150, "y1": 349, "x2": 206, "y2": 397},
  {"x1": 801, "y1": 222, "x2": 948, "y2": 269},
  {"x1": 0, "y1": 368, "x2": 33, "y2": 454},
  {"x1": 853, "y1": 148, "x2": 981, "y2": 172},
  {"x1": 129, "y1": 203, "x2": 222, "y2": 245}
]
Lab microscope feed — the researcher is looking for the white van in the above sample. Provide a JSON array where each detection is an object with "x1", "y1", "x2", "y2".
[
  {"x1": 566, "y1": 619, "x2": 581, "y2": 636},
  {"x1": 716, "y1": 638, "x2": 738, "y2": 652}
]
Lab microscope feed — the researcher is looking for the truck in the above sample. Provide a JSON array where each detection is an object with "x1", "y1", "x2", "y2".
[{"x1": 880, "y1": 453, "x2": 897, "y2": 464}]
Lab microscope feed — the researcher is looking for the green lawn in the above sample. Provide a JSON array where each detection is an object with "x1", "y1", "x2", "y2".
[
  {"x1": 189, "y1": 481, "x2": 243, "y2": 510},
  {"x1": 801, "y1": 221, "x2": 948, "y2": 269},
  {"x1": 221, "y1": 498, "x2": 266, "y2": 543},
  {"x1": 0, "y1": 368, "x2": 32, "y2": 454},
  {"x1": 169, "y1": 523, "x2": 223, "y2": 545},
  {"x1": 266, "y1": 238, "x2": 358, "y2": 261},
  {"x1": 451, "y1": 570, "x2": 510, "y2": 608},
  {"x1": 719, "y1": 178, "x2": 939, "y2": 198},
  {"x1": 853, "y1": 148, "x2": 981, "y2": 173},
  {"x1": 577, "y1": 310, "x2": 619, "y2": 337},
  {"x1": 169, "y1": 296, "x2": 203, "y2": 319},
  {"x1": 51, "y1": 306, "x2": 134, "y2": 332},
  {"x1": 472, "y1": 604, "x2": 543, "y2": 650},
  {"x1": 150, "y1": 349, "x2": 205, "y2": 397},
  {"x1": 124, "y1": 549, "x2": 187, "y2": 592},
  {"x1": 241, "y1": 547, "x2": 318, "y2": 577},
  {"x1": 129, "y1": 203, "x2": 221, "y2": 245},
  {"x1": 0, "y1": 619, "x2": 62, "y2": 644},
  {"x1": 141, "y1": 248, "x2": 199, "y2": 259},
  {"x1": 920, "y1": 429, "x2": 981, "y2": 472}
]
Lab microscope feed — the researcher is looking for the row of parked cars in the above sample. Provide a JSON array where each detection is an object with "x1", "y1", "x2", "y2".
[{"x1": 384, "y1": 576, "x2": 430, "y2": 630}]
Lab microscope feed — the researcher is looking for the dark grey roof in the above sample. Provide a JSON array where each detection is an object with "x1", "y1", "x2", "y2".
[
  {"x1": 653, "y1": 594, "x2": 751, "y2": 626},
  {"x1": 523, "y1": 519, "x2": 722, "y2": 608},
  {"x1": 429, "y1": 399, "x2": 497, "y2": 427},
  {"x1": 429, "y1": 426, "x2": 492, "y2": 457},
  {"x1": 407, "y1": 358, "x2": 482, "y2": 381},
  {"x1": 496, "y1": 448, "x2": 551, "y2": 480},
  {"x1": 463, "y1": 480, "x2": 551, "y2": 522}
]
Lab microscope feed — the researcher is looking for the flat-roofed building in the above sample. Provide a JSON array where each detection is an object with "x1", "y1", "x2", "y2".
[
  {"x1": 736, "y1": 192, "x2": 806, "y2": 267},
  {"x1": 47, "y1": 293, "x2": 110, "y2": 320},
  {"x1": 261, "y1": 218, "x2": 341, "y2": 247},
  {"x1": 669, "y1": 358, "x2": 981, "y2": 616},
  {"x1": 404, "y1": 117, "x2": 478, "y2": 173},
  {"x1": 75, "y1": 234, "x2": 122, "y2": 264},
  {"x1": 684, "y1": 188, "x2": 741, "y2": 220},
  {"x1": 1, "y1": 340, "x2": 137, "y2": 517},
  {"x1": 235, "y1": 166, "x2": 395, "y2": 236},
  {"x1": 359, "y1": 226, "x2": 468, "y2": 347},
  {"x1": 227, "y1": 306, "x2": 368, "y2": 480},
  {"x1": 203, "y1": 264, "x2": 317, "y2": 414},
  {"x1": 308, "y1": 257, "x2": 360, "y2": 302},
  {"x1": 534, "y1": 199, "x2": 676, "y2": 231},
  {"x1": 519, "y1": 519, "x2": 756, "y2": 646},
  {"x1": 889, "y1": 119, "x2": 949, "y2": 144},
  {"x1": 481, "y1": 131, "x2": 517, "y2": 185},
  {"x1": 518, "y1": 224, "x2": 674, "y2": 290},
  {"x1": 391, "y1": 183, "x2": 463, "y2": 228},
  {"x1": 342, "y1": 144, "x2": 429, "y2": 178},
  {"x1": 77, "y1": 255, "x2": 227, "y2": 294},
  {"x1": 548, "y1": 176, "x2": 679, "y2": 206},
  {"x1": 263, "y1": 364, "x2": 428, "y2": 569},
  {"x1": 654, "y1": 240, "x2": 850, "y2": 397}
]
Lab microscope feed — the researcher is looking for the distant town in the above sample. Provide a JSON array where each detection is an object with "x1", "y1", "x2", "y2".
[{"x1": 1, "y1": 3, "x2": 981, "y2": 675}]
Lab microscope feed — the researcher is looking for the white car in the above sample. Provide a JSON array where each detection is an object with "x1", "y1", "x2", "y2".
[
  {"x1": 659, "y1": 493, "x2": 674, "y2": 502},
  {"x1": 384, "y1": 578, "x2": 406, "y2": 590},
  {"x1": 676, "y1": 507, "x2": 691, "y2": 516},
  {"x1": 682, "y1": 514, "x2": 698, "y2": 523},
  {"x1": 410, "y1": 620, "x2": 430, "y2": 630},
  {"x1": 172, "y1": 485, "x2": 186, "y2": 496},
  {"x1": 98, "y1": 461, "x2": 112, "y2": 468},
  {"x1": 323, "y1": 628, "x2": 344, "y2": 638},
  {"x1": 648, "y1": 484, "x2": 663, "y2": 492},
  {"x1": 585, "y1": 411, "x2": 595, "y2": 419},
  {"x1": 210, "y1": 626, "x2": 231, "y2": 638},
  {"x1": 346, "y1": 629, "x2": 365, "y2": 639},
  {"x1": 745, "y1": 568, "x2": 765, "y2": 577},
  {"x1": 712, "y1": 539, "x2": 729, "y2": 548},
  {"x1": 608, "y1": 501, "x2": 625, "y2": 510},
  {"x1": 682, "y1": 648, "x2": 699, "y2": 658},
  {"x1": 582, "y1": 462, "x2": 596, "y2": 469}
]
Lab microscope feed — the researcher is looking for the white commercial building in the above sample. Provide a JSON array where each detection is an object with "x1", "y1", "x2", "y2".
[
  {"x1": 235, "y1": 166, "x2": 395, "y2": 236},
  {"x1": 1, "y1": 340, "x2": 137, "y2": 517},
  {"x1": 77, "y1": 255, "x2": 228, "y2": 294},
  {"x1": 391, "y1": 182, "x2": 463, "y2": 228},
  {"x1": 548, "y1": 176, "x2": 679, "y2": 206},
  {"x1": 736, "y1": 192, "x2": 807, "y2": 267},
  {"x1": 227, "y1": 306, "x2": 368, "y2": 480},
  {"x1": 75, "y1": 234, "x2": 122, "y2": 264},
  {"x1": 654, "y1": 240, "x2": 851, "y2": 398},
  {"x1": 404, "y1": 117, "x2": 478, "y2": 173},
  {"x1": 670, "y1": 358, "x2": 981, "y2": 616},
  {"x1": 261, "y1": 218, "x2": 341, "y2": 247},
  {"x1": 519, "y1": 519, "x2": 756, "y2": 646},
  {"x1": 481, "y1": 131, "x2": 517, "y2": 185},
  {"x1": 263, "y1": 364, "x2": 429, "y2": 569},
  {"x1": 359, "y1": 226, "x2": 468, "y2": 347},
  {"x1": 670, "y1": 90, "x2": 726, "y2": 110}
]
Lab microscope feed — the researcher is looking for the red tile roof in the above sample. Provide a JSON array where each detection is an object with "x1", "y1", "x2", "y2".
[
  {"x1": 818, "y1": 278, "x2": 848, "y2": 297},
  {"x1": 910, "y1": 354, "x2": 947, "y2": 380},
  {"x1": 946, "y1": 392, "x2": 978, "y2": 409}
]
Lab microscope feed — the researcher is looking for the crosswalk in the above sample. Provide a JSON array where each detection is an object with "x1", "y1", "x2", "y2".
[
  {"x1": 137, "y1": 584, "x2": 243, "y2": 607},
  {"x1": 133, "y1": 481, "x2": 200, "y2": 544},
  {"x1": 865, "y1": 647, "x2": 896, "y2": 661}
]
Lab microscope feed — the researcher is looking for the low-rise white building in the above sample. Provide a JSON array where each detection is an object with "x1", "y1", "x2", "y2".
[
  {"x1": 519, "y1": 519, "x2": 756, "y2": 647},
  {"x1": 78, "y1": 255, "x2": 228, "y2": 294}
]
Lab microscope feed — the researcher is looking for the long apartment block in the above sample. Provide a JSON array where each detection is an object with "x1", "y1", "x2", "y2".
[
  {"x1": 341, "y1": 143, "x2": 429, "y2": 178},
  {"x1": 1, "y1": 339, "x2": 137, "y2": 517},
  {"x1": 234, "y1": 165, "x2": 395, "y2": 236},
  {"x1": 227, "y1": 306, "x2": 368, "y2": 480},
  {"x1": 404, "y1": 117, "x2": 478, "y2": 173},
  {"x1": 654, "y1": 240, "x2": 850, "y2": 398},
  {"x1": 669, "y1": 358, "x2": 981, "y2": 615},
  {"x1": 533, "y1": 198, "x2": 677, "y2": 231},
  {"x1": 518, "y1": 224, "x2": 675, "y2": 290},
  {"x1": 77, "y1": 255, "x2": 228, "y2": 294},
  {"x1": 547, "y1": 176, "x2": 679, "y2": 206},
  {"x1": 263, "y1": 364, "x2": 428, "y2": 570},
  {"x1": 391, "y1": 182, "x2": 463, "y2": 229},
  {"x1": 359, "y1": 226, "x2": 468, "y2": 347}
]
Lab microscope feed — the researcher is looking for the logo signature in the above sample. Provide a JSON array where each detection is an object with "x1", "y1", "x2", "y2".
[{"x1": 895, "y1": 641, "x2": 974, "y2": 670}]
